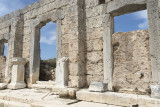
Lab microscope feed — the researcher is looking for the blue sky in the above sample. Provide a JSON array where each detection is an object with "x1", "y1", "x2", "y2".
[
  {"x1": 0, "y1": 0, "x2": 148, "y2": 59},
  {"x1": 114, "y1": 10, "x2": 148, "y2": 32}
]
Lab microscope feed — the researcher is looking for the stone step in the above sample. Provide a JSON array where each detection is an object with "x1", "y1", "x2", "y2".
[
  {"x1": 36, "y1": 81, "x2": 56, "y2": 85},
  {"x1": 32, "y1": 84, "x2": 53, "y2": 91},
  {"x1": 32, "y1": 82, "x2": 68, "y2": 94},
  {"x1": 76, "y1": 89, "x2": 160, "y2": 107},
  {"x1": 0, "y1": 99, "x2": 30, "y2": 107}
]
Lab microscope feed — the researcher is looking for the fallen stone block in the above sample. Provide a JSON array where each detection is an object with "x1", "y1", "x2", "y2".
[
  {"x1": 0, "y1": 83, "x2": 7, "y2": 90},
  {"x1": 151, "y1": 85, "x2": 160, "y2": 99},
  {"x1": 89, "y1": 82, "x2": 108, "y2": 92}
]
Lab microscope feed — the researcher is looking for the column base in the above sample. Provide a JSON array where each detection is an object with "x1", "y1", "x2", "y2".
[
  {"x1": 151, "y1": 85, "x2": 160, "y2": 99},
  {"x1": 8, "y1": 82, "x2": 26, "y2": 90}
]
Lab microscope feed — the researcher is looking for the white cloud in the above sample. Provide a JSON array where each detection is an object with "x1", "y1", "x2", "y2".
[
  {"x1": 40, "y1": 30, "x2": 56, "y2": 45},
  {"x1": 0, "y1": 0, "x2": 25, "y2": 17},
  {"x1": 133, "y1": 10, "x2": 148, "y2": 29},
  {"x1": 40, "y1": 34, "x2": 56, "y2": 45},
  {"x1": 49, "y1": 31, "x2": 56, "y2": 35}
]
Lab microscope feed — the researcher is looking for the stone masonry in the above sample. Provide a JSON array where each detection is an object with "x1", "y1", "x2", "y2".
[
  {"x1": 112, "y1": 30, "x2": 151, "y2": 94},
  {"x1": 0, "y1": 56, "x2": 6, "y2": 83},
  {"x1": 0, "y1": 0, "x2": 160, "y2": 106}
]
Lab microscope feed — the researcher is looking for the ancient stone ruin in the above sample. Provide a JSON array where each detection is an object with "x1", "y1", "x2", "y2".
[{"x1": 0, "y1": 0, "x2": 160, "y2": 106}]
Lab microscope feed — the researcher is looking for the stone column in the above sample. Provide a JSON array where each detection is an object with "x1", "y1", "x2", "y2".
[
  {"x1": 147, "y1": 0, "x2": 160, "y2": 98},
  {"x1": 29, "y1": 27, "x2": 40, "y2": 86},
  {"x1": 102, "y1": 14, "x2": 114, "y2": 91},
  {"x1": 0, "y1": 42, "x2": 4, "y2": 56},
  {"x1": 8, "y1": 57, "x2": 27, "y2": 89}
]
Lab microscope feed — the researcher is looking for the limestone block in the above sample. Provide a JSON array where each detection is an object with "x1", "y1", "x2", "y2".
[
  {"x1": 85, "y1": 0, "x2": 99, "y2": 8},
  {"x1": 68, "y1": 75, "x2": 85, "y2": 88},
  {"x1": 61, "y1": 44, "x2": 69, "y2": 56},
  {"x1": 0, "y1": 83, "x2": 7, "y2": 90},
  {"x1": 68, "y1": 88, "x2": 77, "y2": 99},
  {"x1": 8, "y1": 57, "x2": 27, "y2": 90},
  {"x1": 151, "y1": 85, "x2": 160, "y2": 99},
  {"x1": 112, "y1": 30, "x2": 151, "y2": 93},
  {"x1": 86, "y1": 6, "x2": 102, "y2": 18},
  {"x1": 69, "y1": 62, "x2": 84, "y2": 76},
  {"x1": 107, "y1": 0, "x2": 146, "y2": 16},
  {"x1": 0, "y1": 56, "x2": 6, "y2": 83},
  {"x1": 86, "y1": 39, "x2": 103, "y2": 51},
  {"x1": 56, "y1": 57, "x2": 69, "y2": 87},
  {"x1": 69, "y1": 40, "x2": 84, "y2": 52},
  {"x1": 87, "y1": 51, "x2": 103, "y2": 63},
  {"x1": 89, "y1": 82, "x2": 108, "y2": 92},
  {"x1": 69, "y1": 51, "x2": 84, "y2": 63},
  {"x1": 86, "y1": 27, "x2": 103, "y2": 40},
  {"x1": 59, "y1": 89, "x2": 69, "y2": 98},
  {"x1": 59, "y1": 88, "x2": 78, "y2": 99},
  {"x1": 86, "y1": 16, "x2": 103, "y2": 28}
]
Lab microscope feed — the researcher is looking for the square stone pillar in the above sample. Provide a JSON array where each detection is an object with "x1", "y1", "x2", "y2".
[
  {"x1": 147, "y1": 0, "x2": 160, "y2": 98},
  {"x1": 68, "y1": 0, "x2": 86, "y2": 88},
  {"x1": 8, "y1": 57, "x2": 27, "y2": 89},
  {"x1": 102, "y1": 14, "x2": 114, "y2": 91}
]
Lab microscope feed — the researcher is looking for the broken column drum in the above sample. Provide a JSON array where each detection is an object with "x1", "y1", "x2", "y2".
[{"x1": 56, "y1": 57, "x2": 69, "y2": 87}]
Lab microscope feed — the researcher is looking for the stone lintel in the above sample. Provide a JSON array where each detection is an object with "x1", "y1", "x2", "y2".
[{"x1": 107, "y1": 0, "x2": 147, "y2": 16}]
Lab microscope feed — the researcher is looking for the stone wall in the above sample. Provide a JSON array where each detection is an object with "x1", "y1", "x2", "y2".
[
  {"x1": 0, "y1": 56, "x2": 6, "y2": 83},
  {"x1": 84, "y1": 0, "x2": 104, "y2": 86},
  {"x1": 112, "y1": 30, "x2": 151, "y2": 94},
  {"x1": 1, "y1": 0, "x2": 159, "y2": 93},
  {"x1": 0, "y1": 9, "x2": 23, "y2": 80}
]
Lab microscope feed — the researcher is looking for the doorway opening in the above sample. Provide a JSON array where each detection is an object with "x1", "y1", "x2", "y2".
[
  {"x1": 39, "y1": 22, "x2": 57, "y2": 81},
  {"x1": 0, "y1": 40, "x2": 8, "y2": 83},
  {"x1": 112, "y1": 10, "x2": 151, "y2": 94}
]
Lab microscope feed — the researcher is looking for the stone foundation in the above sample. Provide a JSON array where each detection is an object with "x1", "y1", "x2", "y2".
[{"x1": 112, "y1": 30, "x2": 151, "y2": 94}]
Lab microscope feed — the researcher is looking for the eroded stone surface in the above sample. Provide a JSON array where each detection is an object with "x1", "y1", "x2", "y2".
[
  {"x1": 151, "y1": 85, "x2": 160, "y2": 99},
  {"x1": 0, "y1": 56, "x2": 6, "y2": 83},
  {"x1": 112, "y1": 30, "x2": 151, "y2": 94},
  {"x1": 0, "y1": 0, "x2": 160, "y2": 106},
  {"x1": 56, "y1": 57, "x2": 69, "y2": 87},
  {"x1": 77, "y1": 89, "x2": 160, "y2": 107}
]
